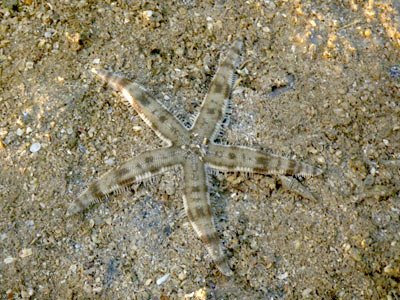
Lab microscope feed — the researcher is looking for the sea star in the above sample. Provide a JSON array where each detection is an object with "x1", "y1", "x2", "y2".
[{"x1": 68, "y1": 38, "x2": 322, "y2": 276}]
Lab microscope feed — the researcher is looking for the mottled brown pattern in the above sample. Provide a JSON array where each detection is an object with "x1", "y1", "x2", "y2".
[
  {"x1": 134, "y1": 91, "x2": 151, "y2": 106},
  {"x1": 68, "y1": 39, "x2": 322, "y2": 277},
  {"x1": 144, "y1": 156, "x2": 154, "y2": 164},
  {"x1": 200, "y1": 232, "x2": 220, "y2": 245},
  {"x1": 194, "y1": 206, "x2": 212, "y2": 219},
  {"x1": 88, "y1": 182, "x2": 105, "y2": 199},
  {"x1": 211, "y1": 81, "x2": 224, "y2": 94},
  {"x1": 115, "y1": 167, "x2": 129, "y2": 178}
]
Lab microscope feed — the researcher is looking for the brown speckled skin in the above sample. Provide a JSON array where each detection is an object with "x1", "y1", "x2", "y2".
[{"x1": 68, "y1": 39, "x2": 322, "y2": 276}]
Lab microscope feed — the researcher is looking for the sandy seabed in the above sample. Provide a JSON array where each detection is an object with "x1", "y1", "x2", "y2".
[{"x1": 1, "y1": 0, "x2": 399, "y2": 299}]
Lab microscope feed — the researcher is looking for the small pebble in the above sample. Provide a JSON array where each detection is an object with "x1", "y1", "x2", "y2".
[
  {"x1": 19, "y1": 248, "x2": 33, "y2": 258},
  {"x1": 277, "y1": 272, "x2": 288, "y2": 280},
  {"x1": 105, "y1": 158, "x2": 115, "y2": 166},
  {"x1": 30, "y1": 142, "x2": 41, "y2": 153},
  {"x1": 142, "y1": 10, "x2": 153, "y2": 19},
  {"x1": 194, "y1": 288, "x2": 207, "y2": 299},
  {"x1": 302, "y1": 288, "x2": 313, "y2": 297},
  {"x1": 16, "y1": 128, "x2": 24, "y2": 136},
  {"x1": 26, "y1": 61, "x2": 34, "y2": 69},
  {"x1": 69, "y1": 264, "x2": 77, "y2": 273},
  {"x1": 88, "y1": 127, "x2": 95, "y2": 137},
  {"x1": 178, "y1": 271, "x2": 187, "y2": 281},
  {"x1": 4, "y1": 256, "x2": 15, "y2": 264},
  {"x1": 389, "y1": 65, "x2": 400, "y2": 79},
  {"x1": 156, "y1": 273, "x2": 170, "y2": 285},
  {"x1": 44, "y1": 28, "x2": 56, "y2": 38},
  {"x1": 364, "y1": 28, "x2": 372, "y2": 38}
]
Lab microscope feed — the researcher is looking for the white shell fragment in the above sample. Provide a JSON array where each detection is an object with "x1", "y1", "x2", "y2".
[
  {"x1": 156, "y1": 273, "x2": 170, "y2": 285},
  {"x1": 278, "y1": 272, "x2": 289, "y2": 280},
  {"x1": 29, "y1": 142, "x2": 41, "y2": 153},
  {"x1": 4, "y1": 256, "x2": 15, "y2": 264},
  {"x1": 19, "y1": 248, "x2": 33, "y2": 258}
]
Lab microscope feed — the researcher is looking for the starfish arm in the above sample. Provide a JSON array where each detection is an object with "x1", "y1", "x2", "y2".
[
  {"x1": 191, "y1": 39, "x2": 243, "y2": 141},
  {"x1": 68, "y1": 146, "x2": 184, "y2": 215},
  {"x1": 182, "y1": 154, "x2": 233, "y2": 276},
  {"x1": 205, "y1": 144, "x2": 323, "y2": 177},
  {"x1": 92, "y1": 68, "x2": 189, "y2": 145}
]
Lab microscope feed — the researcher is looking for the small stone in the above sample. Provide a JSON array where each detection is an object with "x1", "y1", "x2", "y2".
[
  {"x1": 175, "y1": 47, "x2": 184, "y2": 57},
  {"x1": 250, "y1": 239, "x2": 258, "y2": 250},
  {"x1": 145, "y1": 278, "x2": 152, "y2": 286},
  {"x1": 4, "y1": 256, "x2": 15, "y2": 264},
  {"x1": 262, "y1": 26, "x2": 271, "y2": 33},
  {"x1": 370, "y1": 167, "x2": 376, "y2": 176},
  {"x1": 141, "y1": 10, "x2": 162, "y2": 26},
  {"x1": 307, "y1": 146, "x2": 318, "y2": 154},
  {"x1": 5, "y1": 290, "x2": 13, "y2": 299},
  {"x1": 88, "y1": 127, "x2": 95, "y2": 138},
  {"x1": 194, "y1": 287, "x2": 207, "y2": 299},
  {"x1": 294, "y1": 240, "x2": 301, "y2": 249},
  {"x1": 105, "y1": 158, "x2": 114, "y2": 166},
  {"x1": 302, "y1": 288, "x2": 313, "y2": 297},
  {"x1": 44, "y1": 28, "x2": 56, "y2": 38},
  {"x1": 389, "y1": 65, "x2": 400, "y2": 79},
  {"x1": 21, "y1": 290, "x2": 29, "y2": 298},
  {"x1": 383, "y1": 264, "x2": 400, "y2": 277},
  {"x1": 364, "y1": 28, "x2": 372, "y2": 38},
  {"x1": 30, "y1": 142, "x2": 41, "y2": 153},
  {"x1": 65, "y1": 32, "x2": 83, "y2": 51},
  {"x1": 38, "y1": 39, "x2": 46, "y2": 48},
  {"x1": 16, "y1": 128, "x2": 24, "y2": 136},
  {"x1": 19, "y1": 248, "x2": 33, "y2": 258},
  {"x1": 69, "y1": 264, "x2": 77, "y2": 273},
  {"x1": 178, "y1": 271, "x2": 187, "y2": 281},
  {"x1": 142, "y1": 10, "x2": 153, "y2": 19},
  {"x1": 343, "y1": 243, "x2": 351, "y2": 251},
  {"x1": 26, "y1": 61, "x2": 34, "y2": 69},
  {"x1": 184, "y1": 292, "x2": 195, "y2": 298},
  {"x1": 277, "y1": 272, "x2": 288, "y2": 280},
  {"x1": 92, "y1": 58, "x2": 100, "y2": 64},
  {"x1": 156, "y1": 273, "x2": 170, "y2": 285}
]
